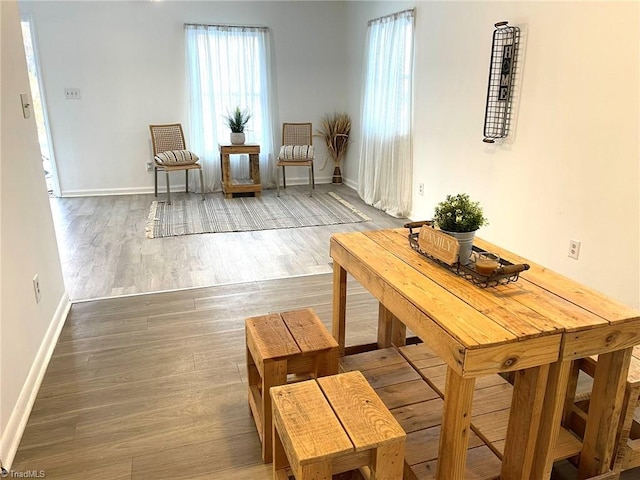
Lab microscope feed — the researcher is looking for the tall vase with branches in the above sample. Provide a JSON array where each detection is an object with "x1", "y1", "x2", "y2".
[{"x1": 316, "y1": 113, "x2": 351, "y2": 184}]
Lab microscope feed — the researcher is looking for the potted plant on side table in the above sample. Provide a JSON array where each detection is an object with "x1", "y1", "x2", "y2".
[
  {"x1": 433, "y1": 193, "x2": 488, "y2": 265},
  {"x1": 224, "y1": 106, "x2": 251, "y2": 145},
  {"x1": 316, "y1": 112, "x2": 351, "y2": 184}
]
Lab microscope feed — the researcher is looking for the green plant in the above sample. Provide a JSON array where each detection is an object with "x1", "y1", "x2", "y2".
[
  {"x1": 433, "y1": 193, "x2": 488, "y2": 233},
  {"x1": 224, "y1": 107, "x2": 251, "y2": 133},
  {"x1": 316, "y1": 113, "x2": 351, "y2": 166}
]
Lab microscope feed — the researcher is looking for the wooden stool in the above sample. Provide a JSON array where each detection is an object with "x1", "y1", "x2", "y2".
[
  {"x1": 271, "y1": 371, "x2": 406, "y2": 480},
  {"x1": 246, "y1": 308, "x2": 339, "y2": 463},
  {"x1": 565, "y1": 349, "x2": 640, "y2": 478}
]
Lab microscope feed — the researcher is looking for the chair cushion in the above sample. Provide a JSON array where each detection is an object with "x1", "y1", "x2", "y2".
[
  {"x1": 154, "y1": 150, "x2": 199, "y2": 166},
  {"x1": 278, "y1": 145, "x2": 314, "y2": 161}
]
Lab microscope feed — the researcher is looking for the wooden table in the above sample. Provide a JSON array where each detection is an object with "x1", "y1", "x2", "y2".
[
  {"x1": 330, "y1": 228, "x2": 640, "y2": 480},
  {"x1": 219, "y1": 143, "x2": 261, "y2": 198}
]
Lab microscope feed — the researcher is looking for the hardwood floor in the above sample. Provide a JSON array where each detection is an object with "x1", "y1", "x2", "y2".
[
  {"x1": 12, "y1": 274, "x2": 381, "y2": 479},
  {"x1": 50, "y1": 184, "x2": 407, "y2": 301}
]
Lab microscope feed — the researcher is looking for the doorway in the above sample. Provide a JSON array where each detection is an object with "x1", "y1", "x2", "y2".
[{"x1": 20, "y1": 16, "x2": 60, "y2": 197}]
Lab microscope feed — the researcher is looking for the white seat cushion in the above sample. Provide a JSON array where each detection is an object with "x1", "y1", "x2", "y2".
[
  {"x1": 278, "y1": 145, "x2": 314, "y2": 160},
  {"x1": 154, "y1": 150, "x2": 199, "y2": 166}
]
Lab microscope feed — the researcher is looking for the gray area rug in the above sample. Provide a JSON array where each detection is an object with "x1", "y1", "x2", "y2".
[{"x1": 146, "y1": 192, "x2": 371, "y2": 238}]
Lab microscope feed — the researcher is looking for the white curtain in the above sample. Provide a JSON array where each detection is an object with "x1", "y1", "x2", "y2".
[
  {"x1": 185, "y1": 24, "x2": 275, "y2": 193},
  {"x1": 358, "y1": 10, "x2": 415, "y2": 218}
]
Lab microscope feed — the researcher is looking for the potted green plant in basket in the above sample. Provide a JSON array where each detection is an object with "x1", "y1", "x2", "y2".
[
  {"x1": 316, "y1": 112, "x2": 351, "y2": 184},
  {"x1": 433, "y1": 193, "x2": 488, "y2": 265},
  {"x1": 224, "y1": 106, "x2": 251, "y2": 145}
]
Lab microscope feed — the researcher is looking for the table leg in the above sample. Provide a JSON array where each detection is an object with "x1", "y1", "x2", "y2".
[
  {"x1": 392, "y1": 315, "x2": 407, "y2": 347},
  {"x1": 377, "y1": 304, "x2": 393, "y2": 348},
  {"x1": 529, "y1": 359, "x2": 571, "y2": 480},
  {"x1": 222, "y1": 152, "x2": 231, "y2": 198},
  {"x1": 577, "y1": 348, "x2": 632, "y2": 479},
  {"x1": 332, "y1": 262, "x2": 347, "y2": 356},
  {"x1": 250, "y1": 153, "x2": 261, "y2": 197},
  {"x1": 437, "y1": 367, "x2": 475, "y2": 480},
  {"x1": 501, "y1": 364, "x2": 549, "y2": 479},
  {"x1": 377, "y1": 304, "x2": 406, "y2": 349}
]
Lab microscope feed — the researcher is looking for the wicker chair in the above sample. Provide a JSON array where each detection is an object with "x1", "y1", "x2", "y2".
[
  {"x1": 149, "y1": 123, "x2": 205, "y2": 205},
  {"x1": 276, "y1": 123, "x2": 315, "y2": 197}
]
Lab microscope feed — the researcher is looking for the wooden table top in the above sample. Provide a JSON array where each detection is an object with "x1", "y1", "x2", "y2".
[
  {"x1": 330, "y1": 228, "x2": 640, "y2": 378},
  {"x1": 218, "y1": 143, "x2": 260, "y2": 153}
]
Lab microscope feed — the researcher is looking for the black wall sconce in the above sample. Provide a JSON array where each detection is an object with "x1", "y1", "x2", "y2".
[{"x1": 483, "y1": 21, "x2": 520, "y2": 143}]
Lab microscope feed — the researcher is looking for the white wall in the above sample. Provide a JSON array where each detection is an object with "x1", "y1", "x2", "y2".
[
  {"x1": 0, "y1": 0, "x2": 69, "y2": 467},
  {"x1": 19, "y1": 1, "x2": 349, "y2": 196},
  {"x1": 19, "y1": 0, "x2": 640, "y2": 309},
  {"x1": 347, "y1": 1, "x2": 639, "y2": 308}
]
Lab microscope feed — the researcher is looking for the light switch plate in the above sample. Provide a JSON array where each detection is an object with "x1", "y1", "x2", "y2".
[{"x1": 20, "y1": 93, "x2": 32, "y2": 118}]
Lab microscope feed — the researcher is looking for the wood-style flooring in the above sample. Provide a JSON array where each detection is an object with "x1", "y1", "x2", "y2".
[
  {"x1": 50, "y1": 184, "x2": 407, "y2": 301},
  {"x1": 12, "y1": 274, "x2": 382, "y2": 480},
  {"x1": 12, "y1": 274, "x2": 639, "y2": 479},
  {"x1": 13, "y1": 185, "x2": 638, "y2": 479}
]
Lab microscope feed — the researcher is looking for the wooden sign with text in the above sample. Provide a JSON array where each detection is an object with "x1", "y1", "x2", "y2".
[{"x1": 418, "y1": 227, "x2": 460, "y2": 265}]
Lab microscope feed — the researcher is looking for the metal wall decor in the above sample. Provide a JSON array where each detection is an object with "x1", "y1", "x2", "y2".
[{"x1": 483, "y1": 21, "x2": 520, "y2": 143}]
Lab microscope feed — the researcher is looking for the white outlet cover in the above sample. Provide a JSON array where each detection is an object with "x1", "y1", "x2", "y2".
[{"x1": 64, "y1": 88, "x2": 81, "y2": 99}]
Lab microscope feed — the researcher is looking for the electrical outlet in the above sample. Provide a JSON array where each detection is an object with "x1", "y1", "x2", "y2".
[
  {"x1": 33, "y1": 274, "x2": 42, "y2": 303},
  {"x1": 146, "y1": 161, "x2": 153, "y2": 171},
  {"x1": 418, "y1": 183, "x2": 424, "y2": 196},
  {"x1": 568, "y1": 239, "x2": 581, "y2": 260},
  {"x1": 64, "y1": 87, "x2": 81, "y2": 99}
]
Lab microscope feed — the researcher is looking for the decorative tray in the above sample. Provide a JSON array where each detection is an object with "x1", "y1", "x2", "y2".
[{"x1": 405, "y1": 221, "x2": 530, "y2": 288}]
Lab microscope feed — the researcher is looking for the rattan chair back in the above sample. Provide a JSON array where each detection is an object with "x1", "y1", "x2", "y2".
[
  {"x1": 149, "y1": 123, "x2": 186, "y2": 155},
  {"x1": 282, "y1": 123, "x2": 313, "y2": 146}
]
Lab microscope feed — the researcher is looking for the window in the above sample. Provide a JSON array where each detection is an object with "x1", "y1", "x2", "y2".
[
  {"x1": 185, "y1": 24, "x2": 274, "y2": 191},
  {"x1": 358, "y1": 10, "x2": 415, "y2": 217}
]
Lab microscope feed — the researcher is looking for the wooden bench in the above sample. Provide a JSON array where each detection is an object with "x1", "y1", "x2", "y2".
[
  {"x1": 271, "y1": 371, "x2": 406, "y2": 480},
  {"x1": 246, "y1": 308, "x2": 339, "y2": 463},
  {"x1": 565, "y1": 346, "x2": 640, "y2": 478}
]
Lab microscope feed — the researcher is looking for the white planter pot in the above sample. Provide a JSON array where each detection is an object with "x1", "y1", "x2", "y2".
[{"x1": 230, "y1": 132, "x2": 245, "y2": 145}]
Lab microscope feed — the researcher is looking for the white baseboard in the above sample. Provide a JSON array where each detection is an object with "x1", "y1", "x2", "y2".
[
  {"x1": 61, "y1": 177, "x2": 340, "y2": 198},
  {"x1": 343, "y1": 177, "x2": 357, "y2": 190},
  {"x1": 62, "y1": 187, "x2": 157, "y2": 197},
  {"x1": 0, "y1": 292, "x2": 71, "y2": 468}
]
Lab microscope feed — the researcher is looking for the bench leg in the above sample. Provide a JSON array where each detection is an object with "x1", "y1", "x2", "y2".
[
  {"x1": 613, "y1": 386, "x2": 638, "y2": 474},
  {"x1": 300, "y1": 461, "x2": 332, "y2": 480},
  {"x1": 562, "y1": 360, "x2": 581, "y2": 427},
  {"x1": 273, "y1": 419, "x2": 290, "y2": 478},
  {"x1": 315, "y1": 347, "x2": 339, "y2": 377},
  {"x1": 262, "y1": 359, "x2": 287, "y2": 463},
  {"x1": 371, "y1": 442, "x2": 405, "y2": 479}
]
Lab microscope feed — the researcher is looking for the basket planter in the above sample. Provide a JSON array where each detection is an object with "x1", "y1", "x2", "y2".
[{"x1": 332, "y1": 166, "x2": 343, "y2": 184}]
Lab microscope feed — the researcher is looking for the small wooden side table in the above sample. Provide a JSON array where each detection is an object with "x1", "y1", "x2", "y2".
[{"x1": 219, "y1": 143, "x2": 261, "y2": 198}]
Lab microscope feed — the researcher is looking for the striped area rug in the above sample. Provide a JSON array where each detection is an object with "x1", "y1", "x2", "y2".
[{"x1": 146, "y1": 192, "x2": 371, "y2": 238}]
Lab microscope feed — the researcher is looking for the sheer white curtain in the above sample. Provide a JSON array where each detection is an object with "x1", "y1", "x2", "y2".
[
  {"x1": 185, "y1": 24, "x2": 275, "y2": 193},
  {"x1": 358, "y1": 10, "x2": 415, "y2": 217}
]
